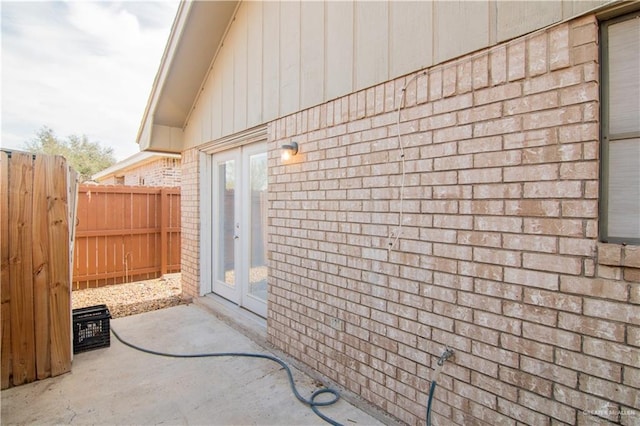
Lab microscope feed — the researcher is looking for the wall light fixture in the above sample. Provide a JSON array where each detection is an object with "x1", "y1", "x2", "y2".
[{"x1": 281, "y1": 141, "x2": 298, "y2": 161}]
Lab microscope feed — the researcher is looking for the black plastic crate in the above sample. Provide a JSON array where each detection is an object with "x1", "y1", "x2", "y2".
[{"x1": 73, "y1": 305, "x2": 111, "y2": 354}]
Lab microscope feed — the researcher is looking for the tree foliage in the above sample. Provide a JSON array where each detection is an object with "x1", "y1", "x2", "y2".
[{"x1": 24, "y1": 126, "x2": 116, "y2": 182}]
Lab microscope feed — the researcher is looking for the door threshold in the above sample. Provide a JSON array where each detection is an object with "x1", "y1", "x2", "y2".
[{"x1": 195, "y1": 293, "x2": 268, "y2": 348}]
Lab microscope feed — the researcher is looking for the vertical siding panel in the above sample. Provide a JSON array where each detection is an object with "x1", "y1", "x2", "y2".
[
  {"x1": 233, "y1": 3, "x2": 248, "y2": 132},
  {"x1": 497, "y1": 1, "x2": 562, "y2": 42},
  {"x1": 1, "y1": 151, "x2": 12, "y2": 389},
  {"x1": 8, "y1": 152, "x2": 35, "y2": 386},
  {"x1": 263, "y1": 1, "x2": 280, "y2": 121},
  {"x1": 301, "y1": 1, "x2": 325, "y2": 109},
  {"x1": 279, "y1": 1, "x2": 301, "y2": 116},
  {"x1": 212, "y1": 61, "x2": 224, "y2": 140},
  {"x1": 221, "y1": 42, "x2": 235, "y2": 136},
  {"x1": 32, "y1": 156, "x2": 50, "y2": 380},
  {"x1": 434, "y1": 0, "x2": 490, "y2": 63},
  {"x1": 247, "y1": 1, "x2": 263, "y2": 127},
  {"x1": 325, "y1": 1, "x2": 353, "y2": 100},
  {"x1": 389, "y1": 2, "x2": 433, "y2": 79},
  {"x1": 355, "y1": 1, "x2": 389, "y2": 91},
  {"x1": 200, "y1": 83, "x2": 213, "y2": 143}
]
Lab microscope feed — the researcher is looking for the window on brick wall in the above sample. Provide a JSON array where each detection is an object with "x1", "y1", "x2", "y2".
[{"x1": 601, "y1": 11, "x2": 640, "y2": 244}]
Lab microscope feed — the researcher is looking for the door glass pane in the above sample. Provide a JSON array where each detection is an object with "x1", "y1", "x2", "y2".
[
  {"x1": 218, "y1": 160, "x2": 235, "y2": 286},
  {"x1": 249, "y1": 152, "x2": 267, "y2": 301}
]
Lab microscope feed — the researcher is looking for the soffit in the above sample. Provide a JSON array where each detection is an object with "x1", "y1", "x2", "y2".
[{"x1": 153, "y1": 1, "x2": 238, "y2": 128}]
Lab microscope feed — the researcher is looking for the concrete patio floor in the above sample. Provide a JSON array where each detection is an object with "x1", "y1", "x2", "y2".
[{"x1": 1, "y1": 301, "x2": 389, "y2": 425}]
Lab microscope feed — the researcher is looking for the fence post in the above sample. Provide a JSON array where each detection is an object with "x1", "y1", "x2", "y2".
[{"x1": 160, "y1": 188, "x2": 167, "y2": 276}]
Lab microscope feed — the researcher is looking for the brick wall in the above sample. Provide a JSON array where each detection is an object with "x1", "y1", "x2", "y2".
[
  {"x1": 267, "y1": 15, "x2": 639, "y2": 425},
  {"x1": 100, "y1": 158, "x2": 181, "y2": 187},
  {"x1": 181, "y1": 148, "x2": 200, "y2": 299}
]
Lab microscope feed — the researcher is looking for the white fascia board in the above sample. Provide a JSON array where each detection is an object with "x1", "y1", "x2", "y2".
[{"x1": 136, "y1": 1, "x2": 192, "y2": 147}]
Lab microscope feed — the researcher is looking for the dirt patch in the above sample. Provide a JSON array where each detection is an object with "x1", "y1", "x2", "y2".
[{"x1": 72, "y1": 273, "x2": 185, "y2": 318}]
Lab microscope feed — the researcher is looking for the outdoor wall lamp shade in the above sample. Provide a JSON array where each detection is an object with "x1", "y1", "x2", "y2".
[{"x1": 281, "y1": 141, "x2": 298, "y2": 161}]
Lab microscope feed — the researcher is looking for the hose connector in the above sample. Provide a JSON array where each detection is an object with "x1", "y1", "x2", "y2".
[{"x1": 437, "y1": 346, "x2": 454, "y2": 366}]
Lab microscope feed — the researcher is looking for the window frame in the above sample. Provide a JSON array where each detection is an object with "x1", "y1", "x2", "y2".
[{"x1": 599, "y1": 11, "x2": 640, "y2": 245}]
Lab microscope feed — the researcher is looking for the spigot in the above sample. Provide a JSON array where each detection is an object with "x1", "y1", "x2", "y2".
[{"x1": 437, "y1": 346, "x2": 454, "y2": 366}]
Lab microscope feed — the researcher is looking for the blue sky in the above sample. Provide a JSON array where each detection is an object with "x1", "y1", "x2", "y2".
[{"x1": 1, "y1": 1, "x2": 179, "y2": 161}]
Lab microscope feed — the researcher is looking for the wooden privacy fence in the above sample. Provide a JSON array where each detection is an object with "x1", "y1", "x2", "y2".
[
  {"x1": 1, "y1": 150, "x2": 78, "y2": 389},
  {"x1": 73, "y1": 185, "x2": 180, "y2": 289}
]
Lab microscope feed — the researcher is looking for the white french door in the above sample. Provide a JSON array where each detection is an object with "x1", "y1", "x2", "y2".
[{"x1": 211, "y1": 143, "x2": 268, "y2": 317}]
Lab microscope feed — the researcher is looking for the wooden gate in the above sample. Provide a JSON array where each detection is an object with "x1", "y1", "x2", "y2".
[
  {"x1": 72, "y1": 185, "x2": 180, "y2": 289},
  {"x1": 1, "y1": 151, "x2": 78, "y2": 389}
]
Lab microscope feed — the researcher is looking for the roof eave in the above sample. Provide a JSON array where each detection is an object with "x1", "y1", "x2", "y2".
[{"x1": 136, "y1": 1, "x2": 239, "y2": 153}]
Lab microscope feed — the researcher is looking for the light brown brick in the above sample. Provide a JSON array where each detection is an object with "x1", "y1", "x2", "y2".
[
  {"x1": 560, "y1": 81, "x2": 598, "y2": 106},
  {"x1": 557, "y1": 348, "x2": 622, "y2": 382},
  {"x1": 458, "y1": 135, "x2": 502, "y2": 154},
  {"x1": 583, "y1": 337, "x2": 639, "y2": 367},
  {"x1": 583, "y1": 299, "x2": 640, "y2": 325},
  {"x1": 504, "y1": 268, "x2": 559, "y2": 290},
  {"x1": 559, "y1": 122, "x2": 599, "y2": 143},
  {"x1": 456, "y1": 321, "x2": 500, "y2": 345},
  {"x1": 457, "y1": 230, "x2": 502, "y2": 247},
  {"x1": 523, "y1": 66, "x2": 582, "y2": 95},
  {"x1": 473, "y1": 247, "x2": 521, "y2": 267},
  {"x1": 560, "y1": 276, "x2": 629, "y2": 301},
  {"x1": 524, "y1": 218, "x2": 584, "y2": 237},
  {"x1": 473, "y1": 54, "x2": 489, "y2": 89},
  {"x1": 554, "y1": 384, "x2": 618, "y2": 422},
  {"x1": 503, "y1": 234, "x2": 557, "y2": 253},
  {"x1": 559, "y1": 237, "x2": 596, "y2": 256},
  {"x1": 507, "y1": 40, "x2": 526, "y2": 82},
  {"x1": 521, "y1": 356, "x2": 577, "y2": 388},
  {"x1": 504, "y1": 164, "x2": 559, "y2": 182},
  {"x1": 597, "y1": 243, "x2": 622, "y2": 266},
  {"x1": 458, "y1": 167, "x2": 502, "y2": 184},
  {"x1": 549, "y1": 23, "x2": 570, "y2": 70},
  {"x1": 504, "y1": 91, "x2": 558, "y2": 115},
  {"x1": 623, "y1": 246, "x2": 640, "y2": 268},
  {"x1": 475, "y1": 216, "x2": 522, "y2": 233},
  {"x1": 457, "y1": 60, "x2": 473, "y2": 93},
  {"x1": 499, "y1": 365, "x2": 552, "y2": 397},
  {"x1": 520, "y1": 390, "x2": 576, "y2": 423},
  {"x1": 559, "y1": 311, "x2": 625, "y2": 342},
  {"x1": 624, "y1": 268, "x2": 640, "y2": 283},
  {"x1": 490, "y1": 45, "x2": 507, "y2": 85},
  {"x1": 472, "y1": 341, "x2": 519, "y2": 368},
  {"x1": 571, "y1": 42, "x2": 598, "y2": 65},
  {"x1": 524, "y1": 288, "x2": 582, "y2": 312},
  {"x1": 580, "y1": 375, "x2": 637, "y2": 408},
  {"x1": 505, "y1": 200, "x2": 560, "y2": 217},
  {"x1": 429, "y1": 68, "x2": 443, "y2": 101},
  {"x1": 474, "y1": 183, "x2": 522, "y2": 199},
  {"x1": 474, "y1": 116, "x2": 522, "y2": 137},
  {"x1": 459, "y1": 200, "x2": 503, "y2": 215},
  {"x1": 459, "y1": 261, "x2": 503, "y2": 281},
  {"x1": 561, "y1": 200, "x2": 598, "y2": 218}
]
